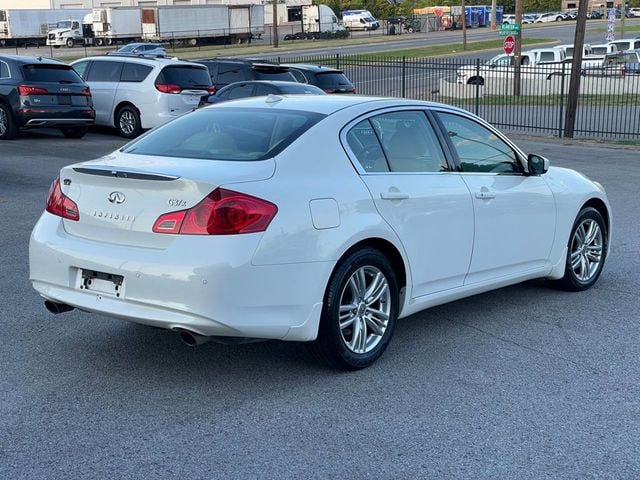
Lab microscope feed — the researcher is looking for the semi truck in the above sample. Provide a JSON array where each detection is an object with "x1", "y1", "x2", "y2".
[
  {"x1": 143, "y1": 5, "x2": 264, "y2": 45},
  {"x1": 46, "y1": 4, "x2": 265, "y2": 48},
  {"x1": 0, "y1": 8, "x2": 89, "y2": 46}
]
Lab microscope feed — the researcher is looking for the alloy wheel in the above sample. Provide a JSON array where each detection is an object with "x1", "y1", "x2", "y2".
[
  {"x1": 338, "y1": 266, "x2": 391, "y2": 354},
  {"x1": 570, "y1": 218, "x2": 603, "y2": 282},
  {"x1": 119, "y1": 111, "x2": 135, "y2": 136},
  {"x1": 0, "y1": 107, "x2": 7, "y2": 136}
]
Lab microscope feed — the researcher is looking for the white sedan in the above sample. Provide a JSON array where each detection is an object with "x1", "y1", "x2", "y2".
[{"x1": 29, "y1": 96, "x2": 611, "y2": 370}]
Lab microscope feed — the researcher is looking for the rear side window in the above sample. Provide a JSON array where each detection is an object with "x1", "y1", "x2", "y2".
[
  {"x1": 21, "y1": 64, "x2": 83, "y2": 83},
  {"x1": 157, "y1": 65, "x2": 211, "y2": 88},
  {"x1": 122, "y1": 107, "x2": 326, "y2": 161},
  {"x1": 87, "y1": 61, "x2": 124, "y2": 82},
  {"x1": 0, "y1": 61, "x2": 9, "y2": 79},
  {"x1": 121, "y1": 63, "x2": 153, "y2": 82},
  {"x1": 215, "y1": 63, "x2": 247, "y2": 85}
]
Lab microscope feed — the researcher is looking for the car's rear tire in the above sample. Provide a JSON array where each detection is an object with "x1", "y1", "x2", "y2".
[
  {"x1": 115, "y1": 105, "x2": 142, "y2": 139},
  {"x1": 548, "y1": 207, "x2": 607, "y2": 292},
  {"x1": 467, "y1": 76, "x2": 485, "y2": 86},
  {"x1": 66, "y1": 38, "x2": 74, "y2": 48},
  {"x1": 60, "y1": 126, "x2": 88, "y2": 139},
  {"x1": 0, "y1": 103, "x2": 18, "y2": 140},
  {"x1": 309, "y1": 248, "x2": 399, "y2": 370}
]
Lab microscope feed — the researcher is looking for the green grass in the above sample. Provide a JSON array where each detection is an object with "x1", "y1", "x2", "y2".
[
  {"x1": 345, "y1": 37, "x2": 557, "y2": 59},
  {"x1": 440, "y1": 93, "x2": 640, "y2": 107}
]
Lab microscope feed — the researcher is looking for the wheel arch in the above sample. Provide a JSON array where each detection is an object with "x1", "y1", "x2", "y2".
[
  {"x1": 331, "y1": 237, "x2": 408, "y2": 299},
  {"x1": 113, "y1": 101, "x2": 139, "y2": 128},
  {"x1": 581, "y1": 197, "x2": 610, "y2": 237}
]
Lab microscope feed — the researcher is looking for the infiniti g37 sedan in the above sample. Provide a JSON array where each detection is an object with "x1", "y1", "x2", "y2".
[{"x1": 29, "y1": 96, "x2": 611, "y2": 370}]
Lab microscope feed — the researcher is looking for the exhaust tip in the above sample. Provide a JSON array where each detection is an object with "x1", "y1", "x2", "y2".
[
  {"x1": 44, "y1": 300, "x2": 74, "y2": 315},
  {"x1": 179, "y1": 330, "x2": 198, "y2": 346}
]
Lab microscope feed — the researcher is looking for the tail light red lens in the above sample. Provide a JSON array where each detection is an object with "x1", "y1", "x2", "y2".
[
  {"x1": 153, "y1": 188, "x2": 277, "y2": 235},
  {"x1": 46, "y1": 176, "x2": 79, "y2": 221},
  {"x1": 18, "y1": 85, "x2": 49, "y2": 96},
  {"x1": 81, "y1": 86, "x2": 91, "y2": 96},
  {"x1": 207, "y1": 86, "x2": 217, "y2": 94},
  {"x1": 155, "y1": 83, "x2": 182, "y2": 94}
]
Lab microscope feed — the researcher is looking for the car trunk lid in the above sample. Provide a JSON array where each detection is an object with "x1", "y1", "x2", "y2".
[{"x1": 59, "y1": 154, "x2": 275, "y2": 248}]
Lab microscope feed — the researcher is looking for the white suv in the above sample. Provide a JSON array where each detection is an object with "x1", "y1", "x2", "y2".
[{"x1": 71, "y1": 55, "x2": 213, "y2": 138}]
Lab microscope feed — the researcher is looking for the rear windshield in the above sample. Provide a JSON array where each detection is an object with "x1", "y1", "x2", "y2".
[
  {"x1": 156, "y1": 65, "x2": 212, "y2": 88},
  {"x1": 122, "y1": 108, "x2": 326, "y2": 161},
  {"x1": 315, "y1": 72, "x2": 353, "y2": 88},
  {"x1": 21, "y1": 64, "x2": 83, "y2": 83},
  {"x1": 254, "y1": 67, "x2": 297, "y2": 82}
]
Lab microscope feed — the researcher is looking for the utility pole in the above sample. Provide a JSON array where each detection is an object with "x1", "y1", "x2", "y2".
[
  {"x1": 564, "y1": 0, "x2": 589, "y2": 138},
  {"x1": 514, "y1": 0, "x2": 522, "y2": 96},
  {"x1": 272, "y1": 0, "x2": 279, "y2": 48},
  {"x1": 461, "y1": 0, "x2": 467, "y2": 50},
  {"x1": 621, "y1": 0, "x2": 626, "y2": 38},
  {"x1": 490, "y1": 0, "x2": 497, "y2": 30}
]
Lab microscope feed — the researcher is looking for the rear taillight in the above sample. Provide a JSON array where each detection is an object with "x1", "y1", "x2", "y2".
[
  {"x1": 46, "y1": 176, "x2": 79, "y2": 221},
  {"x1": 155, "y1": 83, "x2": 182, "y2": 94},
  {"x1": 18, "y1": 85, "x2": 49, "y2": 96},
  {"x1": 81, "y1": 86, "x2": 91, "y2": 96},
  {"x1": 322, "y1": 88, "x2": 334, "y2": 93},
  {"x1": 207, "y1": 86, "x2": 217, "y2": 94},
  {"x1": 153, "y1": 188, "x2": 277, "y2": 235}
]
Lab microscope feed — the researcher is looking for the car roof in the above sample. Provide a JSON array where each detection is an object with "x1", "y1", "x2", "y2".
[
  {"x1": 0, "y1": 55, "x2": 66, "y2": 65},
  {"x1": 195, "y1": 57, "x2": 279, "y2": 67},
  {"x1": 209, "y1": 95, "x2": 466, "y2": 116},
  {"x1": 281, "y1": 64, "x2": 342, "y2": 73},
  {"x1": 70, "y1": 55, "x2": 205, "y2": 68},
  {"x1": 223, "y1": 80, "x2": 315, "y2": 87}
]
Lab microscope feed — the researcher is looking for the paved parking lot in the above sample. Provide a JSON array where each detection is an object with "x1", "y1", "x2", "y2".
[{"x1": 1, "y1": 129, "x2": 639, "y2": 479}]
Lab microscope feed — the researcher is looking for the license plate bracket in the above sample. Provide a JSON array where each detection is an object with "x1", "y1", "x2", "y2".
[
  {"x1": 80, "y1": 270, "x2": 124, "y2": 297},
  {"x1": 58, "y1": 95, "x2": 72, "y2": 105}
]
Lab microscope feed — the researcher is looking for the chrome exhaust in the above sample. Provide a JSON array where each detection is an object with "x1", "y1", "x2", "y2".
[
  {"x1": 178, "y1": 329, "x2": 213, "y2": 347},
  {"x1": 44, "y1": 300, "x2": 74, "y2": 314}
]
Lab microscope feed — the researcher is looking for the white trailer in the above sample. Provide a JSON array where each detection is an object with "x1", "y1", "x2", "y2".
[
  {"x1": 0, "y1": 8, "x2": 90, "y2": 46},
  {"x1": 302, "y1": 4, "x2": 345, "y2": 35},
  {"x1": 142, "y1": 5, "x2": 264, "y2": 45},
  {"x1": 92, "y1": 7, "x2": 143, "y2": 46}
]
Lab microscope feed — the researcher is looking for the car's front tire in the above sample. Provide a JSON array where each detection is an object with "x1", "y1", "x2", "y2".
[
  {"x1": 309, "y1": 248, "x2": 399, "y2": 370},
  {"x1": 0, "y1": 103, "x2": 18, "y2": 140},
  {"x1": 549, "y1": 207, "x2": 607, "y2": 291},
  {"x1": 115, "y1": 105, "x2": 142, "y2": 139}
]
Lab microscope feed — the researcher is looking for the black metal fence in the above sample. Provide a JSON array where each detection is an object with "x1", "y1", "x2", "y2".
[{"x1": 272, "y1": 53, "x2": 640, "y2": 140}]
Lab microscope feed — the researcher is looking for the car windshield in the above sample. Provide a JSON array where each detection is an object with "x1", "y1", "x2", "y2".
[
  {"x1": 21, "y1": 64, "x2": 83, "y2": 83},
  {"x1": 55, "y1": 21, "x2": 72, "y2": 29},
  {"x1": 122, "y1": 108, "x2": 326, "y2": 161}
]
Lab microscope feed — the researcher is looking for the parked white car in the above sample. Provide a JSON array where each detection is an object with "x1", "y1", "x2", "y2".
[
  {"x1": 535, "y1": 12, "x2": 565, "y2": 22},
  {"x1": 29, "y1": 96, "x2": 611, "y2": 369},
  {"x1": 71, "y1": 55, "x2": 214, "y2": 138},
  {"x1": 607, "y1": 38, "x2": 640, "y2": 53}
]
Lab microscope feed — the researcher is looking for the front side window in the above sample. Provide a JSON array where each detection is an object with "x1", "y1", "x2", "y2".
[
  {"x1": 122, "y1": 108, "x2": 325, "y2": 162},
  {"x1": 437, "y1": 112, "x2": 521, "y2": 174}
]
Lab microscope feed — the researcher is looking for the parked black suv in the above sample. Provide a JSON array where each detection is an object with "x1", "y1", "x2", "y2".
[
  {"x1": 281, "y1": 64, "x2": 356, "y2": 94},
  {"x1": 194, "y1": 58, "x2": 298, "y2": 91},
  {"x1": 0, "y1": 55, "x2": 94, "y2": 140}
]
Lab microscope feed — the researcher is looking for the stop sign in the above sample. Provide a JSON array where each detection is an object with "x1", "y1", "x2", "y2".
[{"x1": 503, "y1": 35, "x2": 515, "y2": 55}]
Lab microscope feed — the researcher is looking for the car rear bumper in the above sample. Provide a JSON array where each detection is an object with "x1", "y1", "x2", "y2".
[
  {"x1": 29, "y1": 212, "x2": 330, "y2": 342},
  {"x1": 16, "y1": 108, "x2": 95, "y2": 129}
]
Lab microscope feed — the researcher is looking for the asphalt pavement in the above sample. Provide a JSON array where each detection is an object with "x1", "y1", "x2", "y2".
[{"x1": 1, "y1": 129, "x2": 639, "y2": 479}]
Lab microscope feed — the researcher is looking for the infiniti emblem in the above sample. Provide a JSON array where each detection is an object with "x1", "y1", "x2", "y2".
[{"x1": 108, "y1": 191, "x2": 126, "y2": 204}]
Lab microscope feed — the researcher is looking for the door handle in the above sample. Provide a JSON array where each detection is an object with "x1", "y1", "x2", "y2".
[
  {"x1": 475, "y1": 191, "x2": 496, "y2": 200},
  {"x1": 380, "y1": 192, "x2": 410, "y2": 200}
]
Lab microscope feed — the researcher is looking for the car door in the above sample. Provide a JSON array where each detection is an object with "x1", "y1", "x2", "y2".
[
  {"x1": 343, "y1": 109, "x2": 474, "y2": 298},
  {"x1": 84, "y1": 60, "x2": 123, "y2": 125},
  {"x1": 434, "y1": 111, "x2": 556, "y2": 285}
]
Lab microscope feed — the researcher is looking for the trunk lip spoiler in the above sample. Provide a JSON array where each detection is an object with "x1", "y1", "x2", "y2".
[{"x1": 72, "y1": 167, "x2": 179, "y2": 181}]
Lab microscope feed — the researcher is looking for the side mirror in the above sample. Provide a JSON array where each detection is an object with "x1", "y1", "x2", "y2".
[{"x1": 527, "y1": 153, "x2": 550, "y2": 175}]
